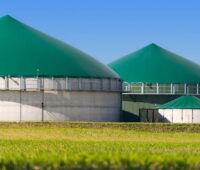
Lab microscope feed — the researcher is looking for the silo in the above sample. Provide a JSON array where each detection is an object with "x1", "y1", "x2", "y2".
[
  {"x1": 0, "y1": 15, "x2": 122, "y2": 122},
  {"x1": 157, "y1": 96, "x2": 200, "y2": 123},
  {"x1": 109, "y1": 43, "x2": 200, "y2": 121}
]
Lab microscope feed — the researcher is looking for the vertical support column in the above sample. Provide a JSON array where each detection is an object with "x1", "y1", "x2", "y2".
[
  {"x1": 192, "y1": 109, "x2": 194, "y2": 123},
  {"x1": 163, "y1": 110, "x2": 165, "y2": 122},
  {"x1": 41, "y1": 78, "x2": 44, "y2": 90},
  {"x1": 20, "y1": 77, "x2": 22, "y2": 90},
  {"x1": 152, "y1": 109, "x2": 155, "y2": 123},
  {"x1": 5, "y1": 76, "x2": 9, "y2": 90},
  {"x1": 65, "y1": 77, "x2": 68, "y2": 90},
  {"x1": 78, "y1": 78, "x2": 82, "y2": 90},
  {"x1": 171, "y1": 83, "x2": 173, "y2": 95},
  {"x1": 37, "y1": 77, "x2": 40, "y2": 90},
  {"x1": 197, "y1": 84, "x2": 199, "y2": 95},
  {"x1": 184, "y1": 84, "x2": 187, "y2": 95},
  {"x1": 181, "y1": 109, "x2": 183, "y2": 123},
  {"x1": 100, "y1": 79, "x2": 103, "y2": 91},
  {"x1": 124, "y1": 82, "x2": 128, "y2": 92},
  {"x1": 119, "y1": 87, "x2": 123, "y2": 121},
  {"x1": 141, "y1": 83, "x2": 144, "y2": 94},
  {"x1": 128, "y1": 83, "x2": 130, "y2": 92},
  {"x1": 90, "y1": 79, "x2": 93, "y2": 91},
  {"x1": 109, "y1": 79, "x2": 112, "y2": 91},
  {"x1": 41, "y1": 90, "x2": 44, "y2": 122},
  {"x1": 51, "y1": 77, "x2": 54, "y2": 90},
  {"x1": 20, "y1": 77, "x2": 24, "y2": 90},
  {"x1": 19, "y1": 90, "x2": 22, "y2": 122},
  {"x1": 156, "y1": 83, "x2": 159, "y2": 94}
]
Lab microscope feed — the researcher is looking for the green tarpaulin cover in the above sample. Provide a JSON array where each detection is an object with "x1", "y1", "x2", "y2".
[
  {"x1": 109, "y1": 43, "x2": 200, "y2": 83},
  {"x1": 0, "y1": 15, "x2": 119, "y2": 78},
  {"x1": 159, "y1": 96, "x2": 200, "y2": 109}
]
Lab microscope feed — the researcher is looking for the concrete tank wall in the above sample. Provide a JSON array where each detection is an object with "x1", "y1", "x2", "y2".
[
  {"x1": 140, "y1": 109, "x2": 200, "y2": 123},
  {"x1": 0, "y1": 91, "x2": 20, "y2": 121},
  {"x1": 158, "y1": 109, "x2": 200, "y2": 123},
  {"x1": 0, "y1": 90, "x2": 121, "y2": 122}
]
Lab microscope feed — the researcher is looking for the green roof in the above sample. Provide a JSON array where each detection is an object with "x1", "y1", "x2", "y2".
[
  {"x1": 109, "y1": 43, "x2": 200, "y2": 83},
  {"x1": 0, "y1": 15, "x2": 119, "y2": 78},
  {"x1": 159, "y1": 96, "x2": 200, "y2": 109}
]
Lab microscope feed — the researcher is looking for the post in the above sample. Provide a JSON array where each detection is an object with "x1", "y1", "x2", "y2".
[
  {"x1": 5, "y1": 76, "x2": 9, "y2": 90},
  {"x1": 141, "y1": 83, "x2": 144, "y2": 94},
  {"x1": 78, "y1": 78, "x2": 82, "y2": 90},
  {"x1": 181, "y1": 109, "x2": 183, "y2": 123},
  {"x1": 20, "y1": 77, "x2": 24, "y2": 90},
  {"x1": 100, "y1": 79, "x2": 103, "y2": 91},
  {"x1": 109, "y1": 79, "x2": 112, "y2": 91},
  {"x1": 192, "y1": 109, "x2": 194, "y2": 123},
  {"x1": 184, "y1": 84, "x2": 187, "y2": 95},
  {"x1": 51, "y1": 77, "x2": 54, "y2": 89},
  {"x1": 197, "y1": 84, "x2": 199, "y2": 95},
  {"x1": 156, "y1": 83, "x2": 159, "y2": 94},
  {"x1": 41, "y1": 90, "x2": 44, "y2": 122},
  {"x1": 66, "y1": 77, "x2": 68, "y2": 90},
  {"x1": 20, "y1": 90, "x2": 22, "y2": 122},
  {"x1": 37, "y1": 77, "x2": 40, "y2": 90},
  {"x1": 171, "y1": 83, "x2": 173, "y2": 94}
]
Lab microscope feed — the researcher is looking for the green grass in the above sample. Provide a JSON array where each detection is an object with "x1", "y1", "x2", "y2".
[{"x1": 0, "y1": 122, "x2": 200, "y2": 169}]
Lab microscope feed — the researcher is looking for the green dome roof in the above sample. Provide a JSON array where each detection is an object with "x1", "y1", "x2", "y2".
[
  {"x1": 109, "y1": 43, "x2": 200, "y2": 83},
  {"x1": 159, "y1": 96, "x2": 200, "y2": 109},
  {"x1": 0, "y1": 15, "x2": 119, "y2": 78}
]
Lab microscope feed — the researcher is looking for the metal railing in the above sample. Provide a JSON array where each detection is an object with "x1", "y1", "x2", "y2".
[
  {"x1": 0, "y1": 77, "x2": 122, "y2": 92},
  {"x1": 123, "y1": 82, "x2": 200, "y2": 95}
]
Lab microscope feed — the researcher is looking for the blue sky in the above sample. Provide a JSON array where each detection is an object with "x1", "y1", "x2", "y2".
[{"x1": 0, "y1": 0, "x2": 200, "y2": 64}]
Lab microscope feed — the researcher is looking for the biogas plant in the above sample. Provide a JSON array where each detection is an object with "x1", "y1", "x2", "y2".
[
  {"x1": 109, "y1": 44, "x2": 200, "y2": 123},
  {"x1": 0, "y1": 15, "x2": 122, "y2": 121},
  {"x1": 1, "y1": 15, "x2": 200, "y2": 123}
]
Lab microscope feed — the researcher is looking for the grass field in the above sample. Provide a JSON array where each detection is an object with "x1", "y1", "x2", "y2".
[{"x1": 0, "y1": 122, "x2": 200, "y2": 169}]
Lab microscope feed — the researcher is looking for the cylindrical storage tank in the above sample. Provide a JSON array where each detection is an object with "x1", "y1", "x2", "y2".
[
  {"x1": 0, "y1": 15, "x2": 122, "y2": 122},
  {"x1": 157, "y1": 96, "x2": 200, "y2": 123}
]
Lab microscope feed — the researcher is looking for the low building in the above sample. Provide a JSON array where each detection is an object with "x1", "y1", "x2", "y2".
[{"x1": 140, "y1": 96, "x2": 200, "y2": 123}]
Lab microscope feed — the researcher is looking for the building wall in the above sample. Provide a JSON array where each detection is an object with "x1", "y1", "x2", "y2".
[
  {"x1": 0, "y1": 90, "x2": 121, "y2": 122},
  {"x1": 140, "y1": 109, "x2": 200, "y2": 123},
  {"x1": 122, "y1": 95, "x2": 180, "y2": 121},
  {"x1": 158, "y1": 109, "x2": 200, "y2": 123}
]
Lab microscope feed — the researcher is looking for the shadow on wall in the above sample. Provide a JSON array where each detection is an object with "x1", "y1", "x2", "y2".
[
  {"x1": 122, "y1": 111, "x2": 140, "y2": 122},
  {"x1": 139, "y1": 109, "x2": 170, "y2": 122},
  {"x1": 123, "y1": 95, "x2": 182, "y2": 104},
  {"x1": 122, "y1": 94, "x2": 186, "y2": 122},
  {"x1": 0, "y1": 90, "x2": 121, "y2": 121}
]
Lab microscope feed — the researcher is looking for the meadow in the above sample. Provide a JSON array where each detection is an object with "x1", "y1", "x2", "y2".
[{"x1": 0, "y1": 122, "x2": 200, "y2": 169}]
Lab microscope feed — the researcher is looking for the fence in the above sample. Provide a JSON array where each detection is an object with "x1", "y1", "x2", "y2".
[
  {"x1": 123, "y1": 82, "x2": 199, "y2": 95},
  {"x1": 0, "y1": 77, "x2": 122, "y2": 92}
]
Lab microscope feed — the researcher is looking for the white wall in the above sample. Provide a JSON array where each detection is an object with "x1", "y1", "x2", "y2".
[
  {"x1": 172, "y1": 109, "x2": 182, "y2": 123},
  {"x1": 0, "y1": 91, "x2": 20, "y2": 121},
  {"x1": 162, "y1": 109, "x2": 173, "y2": 122},
  {"x1": 182, "y1": 109, "x2": 193, "y2": 123},
  {"x1": 0, "y1": 90, "x2": 121, "y2": 122},
  {"x1": 43, "y1": 91, "x2": 121, "y2": 121},
  {"x1": 21, "y1": 91, "x2": 43, "y2": 121},
  {"x1": 193, "y1": 110, "x2": 200, "y2": 123},
  {"x1": 157, "y1": 109, "x2": 200, "y2": 123}
]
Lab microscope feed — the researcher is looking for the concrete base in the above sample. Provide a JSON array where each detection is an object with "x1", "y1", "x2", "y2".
[{"x1": 0, "y1": 90, "x2": 121, "y2": 122}]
